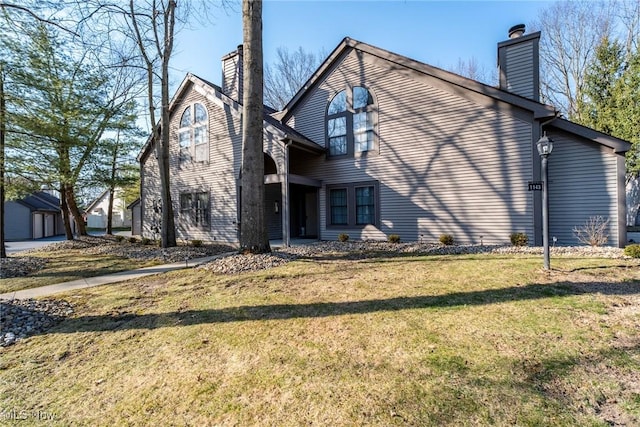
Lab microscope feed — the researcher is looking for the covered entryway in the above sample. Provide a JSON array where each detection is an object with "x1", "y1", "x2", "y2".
[
  {"x1": 290, "y1": 184, "x2": 318, "y2": 238},
  {"x1": 262, "y1": 146, "x2": 322, "y2": 245},
  {"x1": 237, "y1": 125, "x2": 325, "y2": 246}
]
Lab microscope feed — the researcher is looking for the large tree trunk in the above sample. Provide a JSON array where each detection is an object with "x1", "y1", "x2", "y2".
[
  {"x1": 159, "y1": 0, "x2": 176, "y2": 248},
  {"x1": 60, "y1": 186, "x2": 74, "y2": 240},
  {"x1": 240, "y1": 0, "x2": 270, "y2": 254},
  {"x1": 0, "y1": 64, "x2": 6, "y2": 258},
  {"x1": 65, "y1": 184, "x2": 87, "y2": 236},
  {"x1": 106, "y1": 188, "x2": 114, "y2": 235}
]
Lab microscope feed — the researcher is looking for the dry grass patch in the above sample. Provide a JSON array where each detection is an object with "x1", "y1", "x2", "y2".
[{"x1": 1, "y1": 254, "x2": 639, "y2": 426}]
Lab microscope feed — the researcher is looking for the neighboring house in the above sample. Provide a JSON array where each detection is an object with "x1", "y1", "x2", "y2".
[
  {"x1": 627, "y1": 176, "x2": 640, "y2": 226},
  {"x1": 85, "y1": 189, "x2": 132, "y2": 229},
  {"x1": 127, "y1": 198, "x2": 141, "y2": 235},
  {"x1": 138, "y1": 26, "x2": 631, "y2": 247},
  {"x1": 4, "y1": 191, "x2": 64, "y2": 241}
]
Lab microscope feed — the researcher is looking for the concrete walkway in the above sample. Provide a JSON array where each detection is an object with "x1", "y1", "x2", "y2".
[{"x1": 0, "y1": 254, "x2": 230, "y2": 301}]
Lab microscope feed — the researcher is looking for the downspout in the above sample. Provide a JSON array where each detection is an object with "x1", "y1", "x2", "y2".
[{"x1": 281, "y1": 138, "x2": 293, "y2": 247}]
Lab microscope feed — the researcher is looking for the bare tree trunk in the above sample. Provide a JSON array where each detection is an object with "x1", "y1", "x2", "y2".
[
  {"x1": 106, "y1": 189, "x2": 114, "y2": 235},
  {"x1": 0, "y1": 64, "x2": 6, "y2": 258},
  {"x1": 60, "y1": 186, "x2": 73, "y2": 240},
  {"x1": 65, "y1": 184, "x2": 87, "y2": 236},
  {"x1": 240, "y1": 0, "x2": 270, "y2": 254},
  {"x1": 129, "y1": 0, "x2": 177, "y2": 248},
  {"x1": 106, "y1": 133, "x2": 118, "y2": 235}
]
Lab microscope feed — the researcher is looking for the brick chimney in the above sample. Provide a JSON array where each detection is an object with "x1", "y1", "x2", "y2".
[
  {"x1": 221, "y1": 45, "x2": 243, "y2": 102},
  {"x1": 497, "y1": 24, "x2": 541, "y2": 101}
]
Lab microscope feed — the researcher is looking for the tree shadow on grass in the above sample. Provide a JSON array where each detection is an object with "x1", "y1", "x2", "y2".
[{"x1": 45, "y1": 279, "x2": 640, "y2": 334}]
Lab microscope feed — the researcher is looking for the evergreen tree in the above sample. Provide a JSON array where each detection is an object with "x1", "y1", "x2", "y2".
[
  {"x1": 3, "y1": 21, "x2": 140, "y2": 238},
  {"x1": 577, "y1": 36, "x2": 640, "y2": 176}
]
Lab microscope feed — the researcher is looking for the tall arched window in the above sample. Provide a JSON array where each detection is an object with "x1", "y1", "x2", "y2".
[
  {"x1": 178, "y1": 103, "x2": 208, "y2": 162},
  {"x1": 326, "y1": 86, "x2": 376, "y2": 157}
]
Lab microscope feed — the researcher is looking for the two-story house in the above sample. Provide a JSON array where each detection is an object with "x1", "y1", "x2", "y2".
[{"x1": 138, "y1": 26, "x2": 630, "y2": 247}]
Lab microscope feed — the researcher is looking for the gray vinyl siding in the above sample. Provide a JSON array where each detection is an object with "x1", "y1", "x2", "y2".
[
  {"x1": 547, "y1": 130, "x2": 619, "y2": 246},
  {"x1": 4, "y1": 202, "x2": 31, "y2": 240},
  {"x1": 288, "y1": 49, "x2": 534, "y2": 244},
  {"x1": 503, "y1": 42, "x2": 535, "y2": 100},
  {"x1": 140, "y1": 153, "x2": 162, "y2": 240},
  {"x1": 265, "y1": 184, "x2": 282, "y2": 239},
  {"x1": 169, "y1": 86, "x2": 242, "y2": 243},
  {"x1": 142, "y1": 81, "x2": 289, "y2": 244}
]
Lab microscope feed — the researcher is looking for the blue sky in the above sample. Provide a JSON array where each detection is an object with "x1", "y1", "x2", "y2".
[{"x1": 170, "y1": 0, "x2": 552, "y2": 90}]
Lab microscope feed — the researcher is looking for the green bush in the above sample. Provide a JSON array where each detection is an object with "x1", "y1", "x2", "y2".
[
  {"x1": 338, "y1": 233, "x2": 349, "y2": 242},
  {"x1": 624, "y1": 244, "x2": 640, "y2": 258},
  {"x1": 141, "y1": 237, "x2": 151, "y2": 245},
  {"x1": 128, "y1": 237, "x2": 137, "y2": 244},
  {"x1": 114, "y1": 235, "x2": 125, "y2": 242},
  {"x1": 510, "y1": 232, "x2": 529, "y2": 246},
  {"x1": 439, "y1": 234, "x2": 454, "y2": 246},
  {"x1": 191, "y1": 239, "x2": 203, "y2": 247},
  {"x1": 388, "y1": 234, "x2": 401, "y2": 244}
]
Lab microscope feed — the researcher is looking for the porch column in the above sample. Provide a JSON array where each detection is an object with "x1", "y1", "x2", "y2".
[{"x1": 281, "y1": 141, "x2": 292, "y2": 247}]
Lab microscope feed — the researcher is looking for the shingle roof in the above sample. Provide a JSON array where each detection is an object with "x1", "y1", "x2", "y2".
[{"x1": 16, "y1": 191, "x2": 60, "y2": 212}]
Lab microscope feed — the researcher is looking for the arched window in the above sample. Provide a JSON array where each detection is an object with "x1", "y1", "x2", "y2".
[
  {"x1": 178, "y1": 103, "x2": 208, "y2": 162},
  {"x1": 326, "y1": 86, "x2": 376, "y2": 157}
]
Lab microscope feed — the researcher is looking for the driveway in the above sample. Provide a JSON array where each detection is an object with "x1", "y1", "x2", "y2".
[
  {"x1": 5, "y1": 235, "x2": 67, "y2": 253},
  {"x1": 5, "y1": 230, "x2": 132, "y2": 254}
]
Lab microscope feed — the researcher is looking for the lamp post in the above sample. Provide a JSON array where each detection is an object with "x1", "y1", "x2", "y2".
[{"x1": 537, "y1": 132, "x2": 553, "y2": 270}]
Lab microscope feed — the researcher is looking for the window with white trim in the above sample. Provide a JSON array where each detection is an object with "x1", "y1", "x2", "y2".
[
  {"x1": 326, "y1": 86, "x2": 376, "y2": 157},
  {"x1": 178, "y1": 103, "x2": 208, "y2": 163}
]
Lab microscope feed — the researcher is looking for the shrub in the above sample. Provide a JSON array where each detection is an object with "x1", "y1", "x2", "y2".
[
  {"x1": 573, "y1": 216, "x2": 610, "y2": 246},
  {"x1": 338, "y1": 233, "x2": 349, "y2": 242},
  {"x1": 128, "y1": 237, "x2": 137, "y2": 244},
  {"x1": 191, "y1": 239, "x2": 203, "y2": 247},
  {"x1": 624, "y1": 244, "x2": 640, "y2": 258},
  {"x1": 439, "y1": 234, "x2": 454, "y2": 246},
  {"x1": 388, "y1": 234, "x2": 401, "y2": 244},
  {"x1": 141, "y1": 237, "x2": 151, "y2": 245},
  {"x1": 114, "y1": 235, "x2": 125, "y2": 242},
  {"x1": 510, "y1": 232, "x2": 529, "y2": 246}
]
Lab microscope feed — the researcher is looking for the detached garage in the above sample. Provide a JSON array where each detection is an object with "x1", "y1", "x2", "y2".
[{"x1": 4, "y1": 191, "x2": 64, "y2": 241}]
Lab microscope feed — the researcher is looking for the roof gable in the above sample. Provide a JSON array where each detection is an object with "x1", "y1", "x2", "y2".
[
  {"x1": 280, "y1": 37, "x2": 557, "y2": 123},
  {"x1": 548, "y1": 119, "x2": 631, "y2": 154},
  {"x1": 138, "y1": 73, "x2": 323, "y2": 162},
  {"x1": 14, "y1": 191, "x2": 60, "y2": 212}
]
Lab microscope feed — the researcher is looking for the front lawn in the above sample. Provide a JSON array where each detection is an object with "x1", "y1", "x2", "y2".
[{"x1": 1, "y1": 253, "x2": 639, "y2": 425}]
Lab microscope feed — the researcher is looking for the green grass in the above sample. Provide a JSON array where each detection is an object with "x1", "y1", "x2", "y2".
[
  {"x1": 1, "y1": 254, "x2": 639, "y2": 426},
  {"x1": 0, "y1": 250, "x2": 160, "y2": 294}
]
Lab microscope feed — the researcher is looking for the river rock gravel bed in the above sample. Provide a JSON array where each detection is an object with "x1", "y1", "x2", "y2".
[
  {"x1": 0, "y1": 256, "x2": 48, "y2": 279},
  {"x1": 196, "y1": 241, "x2": 630, "y2": 274},
  {"x1": 1, "y1": 298, "x2": 73, "y2": 347}
]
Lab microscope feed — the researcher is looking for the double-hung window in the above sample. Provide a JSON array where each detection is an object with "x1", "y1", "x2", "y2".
[
  {"x1": 179, "y1": 191, "x2": 210, "y2": 228},
  {"x1": 327, "y1": 181, "x2": 379, "y2": 228},
  {"x1": 178, "y1": 103, "x2": 209, "y2": 163},
  {"x1": 326, "y1": 86, "x2": 376, "y2": 157}
]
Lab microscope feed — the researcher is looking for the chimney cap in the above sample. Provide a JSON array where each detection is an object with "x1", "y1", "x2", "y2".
[{"x1": 508, "y1": 24, "x2": 526, "y2": 39}]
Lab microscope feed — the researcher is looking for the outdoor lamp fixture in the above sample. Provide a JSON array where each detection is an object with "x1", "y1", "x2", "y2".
[
  {"x1": 536, "y1": 132, "x2": 554, "y2": 157},
  {"x1": 274, "y1": 200, "x2": 280, "y2": 214},
  {"x1": 536, "y1": 132, "x2": 554, "y2": 270}
]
